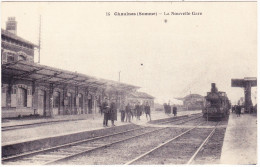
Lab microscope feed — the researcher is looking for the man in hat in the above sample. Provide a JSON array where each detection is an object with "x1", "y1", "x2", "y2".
[
  {"x1": 119, "y1": 101, "x2": 126, "y2": 122},
  {"x1": 172, "y1": 105, "x2": 177, "y2": 116},
  {"x1": 109, "y1": 99, "x2": 117, "y2": 126},
  {"x1": 144, "y1": 102, "x2": 151, "y2": 121},
  {"x1": 125, "y1": 103, "x2": 131, "y2": 122},
  {"x1": 135, "y1": 102, "x2": 142, "y2": 120},
  {"x1": 102, "y1": 98, "x2": 109, "y2": 127}
]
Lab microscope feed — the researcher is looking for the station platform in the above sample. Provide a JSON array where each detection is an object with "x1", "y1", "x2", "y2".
[
  {"x1": 2, "y1": 110, "x2": 201, "y2": 145},
  {"x1": 220, "y1": 112, "x2": 257, "y2": 165}
]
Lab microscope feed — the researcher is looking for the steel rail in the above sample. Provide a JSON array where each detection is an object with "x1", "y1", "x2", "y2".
[
  {"x1": 158, "y1": 115, "x2": 202, "y2": 125},
  {"x1": 44, "y1": 127, "x2": 168, "y2": 165},
  {"x1": 124, "y1": 122, "x2": 204, "y2": 165},
  {"x1": 3, "y1": 113, "x2": 203, "y2": 164},
  {"x1": 186, "y1": 122, "x2": 220, "y2": 165},
  {"x1": 2, "y1": 126, "x2": 146, "y2": 162}
]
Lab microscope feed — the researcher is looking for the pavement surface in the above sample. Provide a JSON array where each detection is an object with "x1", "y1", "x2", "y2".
[
  {"x1": 220, "y1": 113, "x2": 257, "y2": 165},
  {"x1": 2, "y1": 110, "x2": 201, "y2": 145}
]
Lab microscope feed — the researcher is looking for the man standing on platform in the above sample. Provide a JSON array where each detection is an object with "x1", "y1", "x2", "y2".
[
  {"x1": 119, "y1": 102, "x2": 126, "y2": 122},
  {"x1": 173, "y1": 105, "x2": 177, "y2": 116},
  {"x1": 102, "y1": 98, "x2": 109, "y2": 127},
  {"x1": 110, "y1": 100, "x2": 117, "y2": 126},
  {"x1": 125, "y1": 103, "x2": 132, "y2": 122},
  {"x1": 144, "y1": 102, "x2": 151, "y2": 121},
  {"x1": 135, "y1": 102, "x2": 142, "y2": 120}
]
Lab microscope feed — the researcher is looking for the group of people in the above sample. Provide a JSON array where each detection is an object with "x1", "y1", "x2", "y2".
[
  {"x1": 101, "y1": 99, "x2": 152, "y2": 127},
  {"x1": 232, "y1": 104, "x2": 257, "y2": 117},
  {"x1": 101, "y1": 98, "x2": 117, "y2": 127},
  {"x1": 232, "y1": 105, "x2": 242, "y2": 117},
  {"x1": 164, "y1": 103, "x2": 178, "y2": 116}
]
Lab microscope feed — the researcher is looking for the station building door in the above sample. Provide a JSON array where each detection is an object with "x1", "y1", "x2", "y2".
[
  {"x1": 38, "y1": 90, "x2": 46, "y2": 116},
  {"x1": 53, "y1": 91, "x2": 60, "y2": 115},
  {"x1": 17, "y1": 88, "x2": 27, "y2": 107}
]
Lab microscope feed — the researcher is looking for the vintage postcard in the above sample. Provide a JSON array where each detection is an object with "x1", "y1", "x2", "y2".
[{"x1": 1, "y1": 1, "x2": 257, "y2": 165}]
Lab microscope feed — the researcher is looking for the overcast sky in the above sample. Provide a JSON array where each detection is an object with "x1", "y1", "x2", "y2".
[{"x1": 1, "y1": 2, "x2": 257, "y2": 104}]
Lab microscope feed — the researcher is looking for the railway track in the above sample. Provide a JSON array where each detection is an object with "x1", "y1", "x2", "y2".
[
  {"x1": 3, "y1": 113, "x2": 219, "y2": 165},
  {"x1": 155, "y1": 113, "x2": 203, "y2": 125},
  {"x1": 2, "y1": 126, "x2": 166, "y2": 165},
  {"x1": 124, "y1": 121, "x2": 220, "y2": 165}
]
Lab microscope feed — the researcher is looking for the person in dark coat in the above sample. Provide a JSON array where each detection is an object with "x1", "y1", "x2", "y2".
[
  {"x1": 119, "y1": 102, "x2": 125, "y2": 122},
  {"x1": 144, "y1": 102, "x2": 151, "y2": 121},
  {"x1": 125, "y1": 103, "x2": 131, "y2": 122},
  {"x1": 164, "y1": 103, "x2": 167, "y2": 114},
  {"x1": 109, "y1": 101, "x2": 117, "y2": 126},
  {"x1": 135, "y1": 102, "x2": 142, "y2": 120},
  {"x1": 102, "y1": 99, "x2": 109, "y2": 127},
  {"x1": 132, "y1": 103, "x2": 136, "y2": 119},
  {"x1": 236, "y1": 105, "x2": 241, "y2": 117},
  {"x1": 172, "y1": 105, "x2": 177, "y2": 116}
]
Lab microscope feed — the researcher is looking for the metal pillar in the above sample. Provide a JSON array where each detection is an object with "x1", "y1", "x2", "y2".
[{"x1": 231, "y1": 77, "x2": 257, "y2": 113}]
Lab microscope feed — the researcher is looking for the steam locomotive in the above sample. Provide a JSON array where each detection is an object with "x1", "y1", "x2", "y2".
[{"x1": 202, "y1": 83, "x2": 231, "y2": 119}]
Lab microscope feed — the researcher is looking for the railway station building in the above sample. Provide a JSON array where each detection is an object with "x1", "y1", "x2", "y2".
[{"x1": 1, "y1": 17, "x2": 153, "y2": 118}]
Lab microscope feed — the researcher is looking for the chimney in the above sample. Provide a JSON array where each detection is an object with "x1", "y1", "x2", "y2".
[
  {"x1": 211, "y1": 83, "x2": 218, "y2": 93},
  {"x1": 6, "y1": 17, "x2": 17, "y2": 35}
]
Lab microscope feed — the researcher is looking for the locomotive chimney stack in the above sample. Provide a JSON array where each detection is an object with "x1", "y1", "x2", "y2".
[{"x1": 211, "y1": 83, "x2": 217, "y2": 93}]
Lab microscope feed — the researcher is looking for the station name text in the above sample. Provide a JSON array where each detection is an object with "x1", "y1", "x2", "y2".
[{"x1": 106, "y1": 11, "x2": 202, "y2": 16}]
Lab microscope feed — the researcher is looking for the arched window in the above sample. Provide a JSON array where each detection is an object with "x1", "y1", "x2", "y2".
[
  {"x1": 18, "y1": 55, "x2": 26, "y2": 61},
  {"x1": 7, "y1": 55, "x2": 15, "y2": 62}
]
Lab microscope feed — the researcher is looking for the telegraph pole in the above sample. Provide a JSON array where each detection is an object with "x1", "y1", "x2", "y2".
[{"x1": 38, "y1": 15, "x2": 41, "y2": 63}]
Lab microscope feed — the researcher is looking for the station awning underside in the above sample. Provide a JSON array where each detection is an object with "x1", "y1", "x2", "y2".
[
  {"x1": 2, "y1": 61, "x2": 140, "y2": 91},
  {"x1": 128, "y1": 91, "x2": 154, "y2": 99}
]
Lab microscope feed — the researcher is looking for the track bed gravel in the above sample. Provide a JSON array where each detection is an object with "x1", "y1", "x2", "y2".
[
  {"x1": 3, "y1": 126, "x2": 160, "y2": 165},
  {"x1": 192, "y1": 127, "x2": 227, "y2": 164},
  {"x1": 132, "y1": 128, "x2": 213, "y2": 164},
  {"x1": 55, "y1": 127, "x2": 187, "y2": 165}
]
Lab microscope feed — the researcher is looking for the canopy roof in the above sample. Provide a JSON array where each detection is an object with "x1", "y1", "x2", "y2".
[
  {"x1": 128, "y1": 91, "x2": 154, "y2": 99},
  {"x1": 231, "y1": 78, "x2": 257, "y2": 87},
  {"x1": 2, "y1": 60, "x2": 140, "y2": 91}
]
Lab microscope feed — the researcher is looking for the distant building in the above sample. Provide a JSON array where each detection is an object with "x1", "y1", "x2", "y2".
[
  {"x1": 176, "y1": 94, "x2": 205, "y2": 111},
  {"x1": 127, "y1": 91, "x2": 154, "y2": 109}
]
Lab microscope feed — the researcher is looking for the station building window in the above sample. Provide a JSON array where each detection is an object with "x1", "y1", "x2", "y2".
[
  {"x1": 8, "y1": 55, "x2": 14, "y2": 62},
  {"x1": 18, "y1": 55, "x2": 26, "y2": 61}
]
